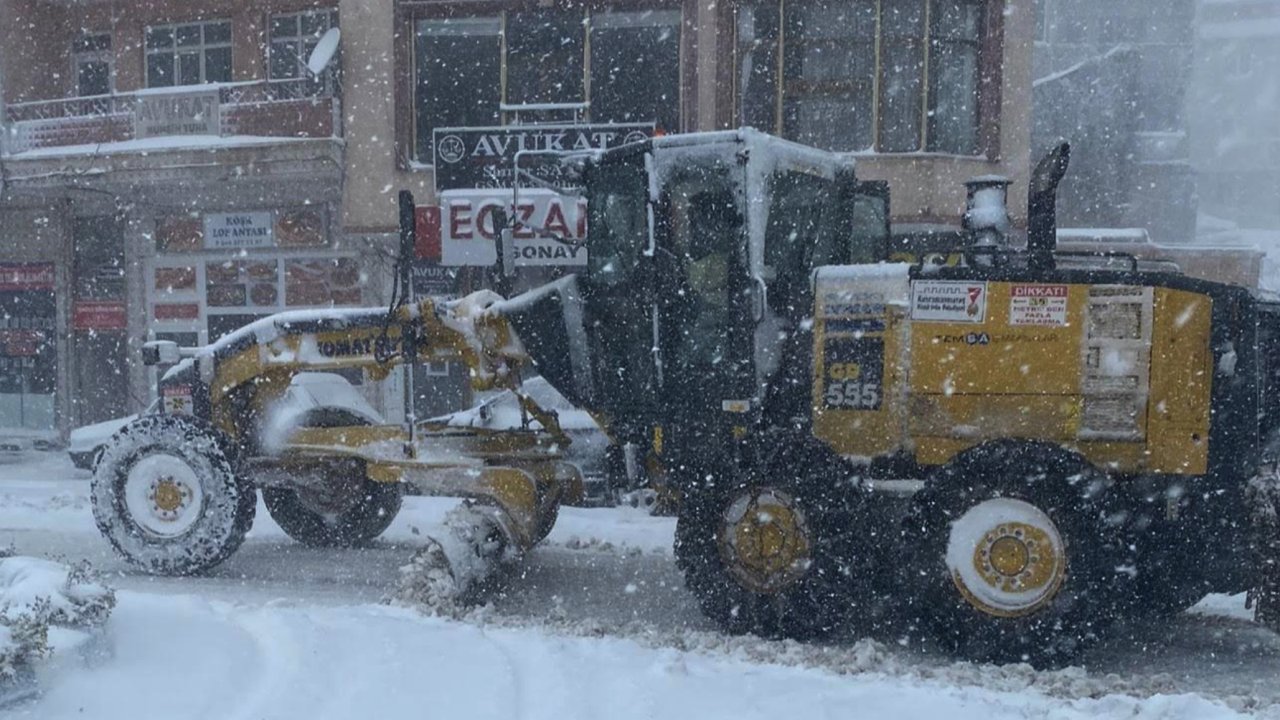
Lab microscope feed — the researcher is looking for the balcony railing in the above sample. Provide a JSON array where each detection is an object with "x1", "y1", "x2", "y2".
[{"x1": 3, "y1": 80, "x2": 341, "y2": 155}]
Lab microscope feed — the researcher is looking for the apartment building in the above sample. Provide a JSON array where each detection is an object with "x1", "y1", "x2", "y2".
[{"x1": 0, "y1": 0, "x2": 1032, "y2": 438}]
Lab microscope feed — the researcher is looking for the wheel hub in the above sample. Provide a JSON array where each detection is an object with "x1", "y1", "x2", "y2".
[
  {"x1": 151, "y1": 477, "x2": 189, "y2": 515},
  {"x1": 124, "y1": 453, "x2": 205, "y2": 538},
  {"x1": 946, "y1": 498, "x2": 1066, "y2": 618},
  {"x1": 718, "y1": 489, "x2": 811, "y2": 593}
]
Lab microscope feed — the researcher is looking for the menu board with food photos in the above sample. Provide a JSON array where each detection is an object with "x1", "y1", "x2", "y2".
[
  {"x1": 206, "y1": 259, "x2": 280, "y2": 308},
  {"x1": 285, "y1": 257, "x2": 361, "y2": 306}
]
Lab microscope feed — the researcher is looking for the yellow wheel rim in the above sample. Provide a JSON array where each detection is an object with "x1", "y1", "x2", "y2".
[
  {"x1": 153, "y1": 479, "x2": 185, "y2": 513},
  {"x1": 946, "y1": 498, "x2": 1067, "y2": 618},
  {"x1": 717, "y1": 489, "x2": 812, "y2": 593}
]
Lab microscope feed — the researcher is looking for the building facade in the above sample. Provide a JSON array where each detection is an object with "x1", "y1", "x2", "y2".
[
  {"x1": 1189, "y1": 0, "x2": 1280, "y2": 229},
  {"x1": 1032, "y1": 0, "x2": 1197, "y2": 243},
  {"x1": 0, "y1": 0, "x2": 1033, "y2": 439}
]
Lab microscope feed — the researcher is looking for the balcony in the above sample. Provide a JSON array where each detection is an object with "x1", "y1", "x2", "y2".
[{"x1": 2, "y1": 81, "x2": 341, "y2": 156}]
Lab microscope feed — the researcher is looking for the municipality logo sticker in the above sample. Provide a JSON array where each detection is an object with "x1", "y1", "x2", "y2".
[{"x1": 437, "y1": 135, "x2": 466, "y2": 164}]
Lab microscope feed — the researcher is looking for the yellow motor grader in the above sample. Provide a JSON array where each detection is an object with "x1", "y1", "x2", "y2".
[{"x1": 94, "y1": 129, "x2": 1280, "y2": 666}]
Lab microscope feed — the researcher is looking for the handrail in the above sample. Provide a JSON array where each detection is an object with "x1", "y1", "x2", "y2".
[
  {"x1": 2, "y1": 79, "x2": 341, "y2": 154},
  {"x1": 6, "y1": 80, "x2": 263, "y2": 110}
]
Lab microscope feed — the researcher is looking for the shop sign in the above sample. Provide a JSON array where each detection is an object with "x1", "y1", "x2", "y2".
[
  {"x1": 440, "y1": 189, "x2": 587, "y2": 267},
  {"x1": 154, "y1": 303, "x2": 201, "y2": 321},
  {"x1": 427, "y1": 124, "x2": 650, "y2": 270},
  {"x1": 0, "y1": 330, "x2": 43, "y2": 357},
  {"x1": 411, "y1": 264, "x2": 459, "y2": 299},
  {"x1": 204, "y1": 211, "x2": 275, "y2": 250},
  {"x1": 432, "y1": 124, "x2": 653, "y2": 193},
  {"x1": 0, "y1": 263, "x2": 55, "y2": 291},
  {"x1": 73, "y1": 300, "x2": 127, "y2": 331},
  {"x1": 135, "y1": 90, "x2": 220, "y2": 138},
  {"x1": 911, "y1": 280, "x2": 987, "y2": 323}
]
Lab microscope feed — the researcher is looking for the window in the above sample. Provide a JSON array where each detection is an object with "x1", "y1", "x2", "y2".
[
  {"x1": 738, "y1": 0, "x2": 988, "y2": 155},
  {"x1": 269, "y1": 10, "x2": 340, "y2": 98},
  {"x1": 415, "y1": 17, "x2": 503, "y2": 159},
  {"x1": 72, "y1": 33, "x2": 112, "y2": 97},
  {"x1": 591, "y1": 10, "x2": 682, "y2": 129},
  {"x1": 413, "y1": 8, "x2": 681, "y2": 162},
  {"x1": 145, "y1": 20, "x2": 232, "y2": 88},
  {"x1": 506, "y1": 8, "x2": 585, "y2": 107}
]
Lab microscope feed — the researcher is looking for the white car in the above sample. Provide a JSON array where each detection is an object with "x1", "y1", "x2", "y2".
[
  {"x1": 67, "y1": 403, "x2": 158, "y2": 470},
  {"x1": 68, "y1": 373, "x2": 382, "y2": 471}
]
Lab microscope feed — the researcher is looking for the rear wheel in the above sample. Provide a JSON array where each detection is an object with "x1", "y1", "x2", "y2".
[
  {"x1": 91, "y1": 414, "x2": 256, "y2": 575},
  {"x1": 902, "y1": 441, "x2": 1134, "y2": 665},
  {"x1": 674, "y1": 432, "x2": 875, "y2": 639},
  {"x1": 263, "y1": 473, "x2": 402, "y2": 547}
]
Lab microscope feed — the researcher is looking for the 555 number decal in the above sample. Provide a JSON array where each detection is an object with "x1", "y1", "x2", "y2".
[{"x1": 821, "y1": 337, "x2": 884, "y2": 411}]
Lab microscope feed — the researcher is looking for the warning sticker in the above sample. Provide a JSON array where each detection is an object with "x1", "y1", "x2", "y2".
[
  {"x1": 1010, "y1": 284, "x2": 1069, "y2": 326},
  {"x1": 162, "y1": 385, "x2": 194, "y2": 416},
  {"x1": 910, "y1": 280, "x2": 987, "y2": 323}
]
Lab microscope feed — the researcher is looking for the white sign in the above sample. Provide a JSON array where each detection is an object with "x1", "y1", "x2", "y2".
[
  {"x1": 1009, "y1": 284, "x2": 1069, "y2": 326},
  {"x1": 910, "y1": 280, "x2": 987, "y2": 323},
  {"x1": 441, "y1": 189, "x2": 587, "y2": 267},
  {"x1": 204, "y1": 211, "x2": 275, "y2": 250},
  {"x1": 135, "y1": 90, "x2": 220, "y2": 138}
]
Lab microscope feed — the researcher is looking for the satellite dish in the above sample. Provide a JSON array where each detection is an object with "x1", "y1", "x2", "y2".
[{"x1": 306, "y1": 28, "x2": 341, "y2": 76}]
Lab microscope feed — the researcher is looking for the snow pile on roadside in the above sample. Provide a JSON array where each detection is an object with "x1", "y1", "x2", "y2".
[
  {"x1": 0, "y1": 555, "x2": 114, "y2": 687},
  {"x1": 22, "y1": 590, "x2": 1258, "y2": 720},
  {"x1": 389, "y1": 573, "x2": 1273, "y2": 716}
]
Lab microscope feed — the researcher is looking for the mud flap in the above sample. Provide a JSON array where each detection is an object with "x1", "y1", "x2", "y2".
[{"x1": 1247, "y1": 473, "x2": 1280, "y2": 632}]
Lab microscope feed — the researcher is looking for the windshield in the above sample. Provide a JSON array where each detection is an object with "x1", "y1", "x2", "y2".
[{"x1": 584, "y1": 153, "x2": 649, "y2": 288}]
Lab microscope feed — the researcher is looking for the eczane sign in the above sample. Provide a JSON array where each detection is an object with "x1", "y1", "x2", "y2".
[{"x1": 441, "y1": 189, "x2": 586, "y2": 267}]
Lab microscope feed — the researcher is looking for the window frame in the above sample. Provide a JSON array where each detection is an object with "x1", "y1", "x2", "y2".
[
  {"x1": 267, "y1": 9, "x2": 341, "y2": 99},
  {"x1": 733, "y1": 0, "x2": 1000, "y2": 157},
  {"x1": 71, "y1": 33, "x2": 114, "y2": 97},
  {"x1": 144, "y1": 19, "x2": 234, "y2": 89},
  {"x1": 403, "y1": 2, "x2": 684, "y2": 167}
]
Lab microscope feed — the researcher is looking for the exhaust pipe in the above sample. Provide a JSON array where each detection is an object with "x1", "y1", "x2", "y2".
[{"x1": 1027, "y1": 142, "x2": 1071, "y2": 273}]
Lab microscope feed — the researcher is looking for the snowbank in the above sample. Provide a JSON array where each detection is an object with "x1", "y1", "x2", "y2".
[
  {"x1": 16, "y1": 590, "x2": 1259, "y2": 720},
  {"x1": 0, "y1": 554, "x2": 114, "y2": 703}
]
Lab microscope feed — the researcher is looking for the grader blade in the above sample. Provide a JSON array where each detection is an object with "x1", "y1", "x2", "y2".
[{"x1": 395, "y1": 502, "x2": 510, "y2": 613}]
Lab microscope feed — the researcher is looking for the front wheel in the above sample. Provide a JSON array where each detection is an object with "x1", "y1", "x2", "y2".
[
  {"x1": 902, "y1": 441, "x2": 1134, "y2": 666},
  {"x1": 91, "y1": 414, "x2": 256, "y2": 575}
]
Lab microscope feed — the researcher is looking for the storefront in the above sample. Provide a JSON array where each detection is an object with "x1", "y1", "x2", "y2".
[
  {"x1": 0, "y1": 263, "x2": 58, "y2": 432},
  {"x1": 144, "y1": 205, "x2": 358, "y2": 346}
]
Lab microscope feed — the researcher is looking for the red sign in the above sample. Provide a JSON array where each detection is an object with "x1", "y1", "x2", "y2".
[
  {"x1": 414, "y1": 206, "x2": 441, "y2": 262},
  {"x1": 0, "y1": 263, "x2": 55, "y2": 291},
  {"x1": 1011, "y1": 284, "x2": 1068, "y2": 298},
  {"x1": 73, "y1": 300, "x2": 127, "y2": 331},
  {"x1": 154, "y1": 303, "x2": 201, "y2": 321},
  {"x1": 0, "y1": 330, "x2": 43, "y2": 357}
]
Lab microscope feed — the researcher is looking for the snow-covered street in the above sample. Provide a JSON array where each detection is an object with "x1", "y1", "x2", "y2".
[{"x1": 0, "y1": 452, "x2": 1274, "y2": 719}]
